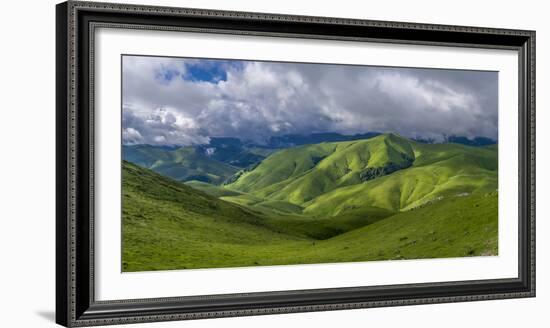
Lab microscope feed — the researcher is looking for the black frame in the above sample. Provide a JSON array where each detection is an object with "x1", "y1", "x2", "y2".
[{"x1": 56, "y1": 1, "x2": 535, "y2": 326}]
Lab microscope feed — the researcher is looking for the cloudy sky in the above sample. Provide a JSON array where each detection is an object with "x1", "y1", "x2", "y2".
[{"x1": 122, "y1": 55, "x2": 498, "y2": 146}]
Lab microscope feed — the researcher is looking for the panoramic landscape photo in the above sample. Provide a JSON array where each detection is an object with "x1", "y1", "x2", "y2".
[{"x1": 121, "y1": 55, "x2": 498, "y2": 272}]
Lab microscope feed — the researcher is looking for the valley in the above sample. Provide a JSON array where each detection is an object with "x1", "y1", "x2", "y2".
[{"x1": 122, "y1": 133, "x2": 498, "y2": 271}]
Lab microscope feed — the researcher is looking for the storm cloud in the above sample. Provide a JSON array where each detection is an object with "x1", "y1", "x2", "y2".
[{"x1": 122, "y1": 55, "x2": 498, "y2": 146}]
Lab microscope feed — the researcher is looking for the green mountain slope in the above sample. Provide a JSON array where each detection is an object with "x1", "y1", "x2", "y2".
[
  {"x1": 122, "y1": 161, "x2": 308, "y2": 271},
  {"x1": 227, "y1": 134, "x2": 415, "y2": 204},
  {"x1": 184, "y1": 180, "x2": 244, "y2": 198},
  {"x1": 123, "y1": 133, "x2": 498, "y2": 272},
  {"x1": 123, "y1": 160, "x2": 497, "y2": 270},
  {"x1": 304, "y1": 141, "x2": 497, "y2": 215},
  {"x1": 226, "y1": 134, "x2": 497, "y2": 214},
  {"x1": 123, "y1": 145, "x2": 238, "y2": 184},
  {"x1": 226, "y1": 142, "x2": 337, "y2": 192},
  {"x1": 257, "y1": 191, "x2": 498, "y2": 266}
]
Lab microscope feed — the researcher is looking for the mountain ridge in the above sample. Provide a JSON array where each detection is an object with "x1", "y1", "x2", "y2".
[
  {"x1": 123, "y1": 132, "x2": 496, "y2": 185},
  {"x1": 223, "y1": 134, "x2": 497, "y2": 214},
  {"x1": 122, "y1": 155, "x2": 498, "y2": 271},
  {"x1": 123, "y1": 144, "x2": 239, "y2": 184}
]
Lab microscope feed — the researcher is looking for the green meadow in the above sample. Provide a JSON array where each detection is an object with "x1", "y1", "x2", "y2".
[{"x1": 122, "y1": 134, "x2": 498, "y2": 272}]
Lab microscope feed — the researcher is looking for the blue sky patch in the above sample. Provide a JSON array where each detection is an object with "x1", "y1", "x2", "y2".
[
  {"x1": 183, "y1": 60, "x2": 244, "y2": 83},
  {"x1": 184, "y1": 61, "x2": 227, "y2": 83}
]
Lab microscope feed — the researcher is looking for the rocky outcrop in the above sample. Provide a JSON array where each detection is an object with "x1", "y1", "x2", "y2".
[{"x1": 359, "y1": 155, "x2": 414, "y2": 182}]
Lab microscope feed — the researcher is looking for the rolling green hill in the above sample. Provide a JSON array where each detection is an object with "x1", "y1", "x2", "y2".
[
  {"x1": 123, "y1": 134, "x2": 498, "y2": 271},
  {"x1": 181, "y1": 180, "x2": 389, "y2": 238},
  {"x1": 226, "y1": 134, "x2": 415, "y2": 203},
  {"x1": 122, "y1": 161, "x2": 307, "y2": 271},
  {"x1": 225, "y1": 134, "x2": 497, "y2": 214},
  {"x1": 255, "y1": 191, "x2": 498, "y2": 266},
  {"x1": 122, "y1": 160, "x2": 498, "y2": 271},
  {"x1": 184, "y1": 180, "x2": 244, "y2": 198},
  {"x1": 304, "y1": 141, "x2": 497, "y2": 215}
]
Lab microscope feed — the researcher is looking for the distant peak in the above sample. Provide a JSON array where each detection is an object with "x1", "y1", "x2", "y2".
[{"x1": 377, "y1": 132, "x2": 406, "y2": 141}]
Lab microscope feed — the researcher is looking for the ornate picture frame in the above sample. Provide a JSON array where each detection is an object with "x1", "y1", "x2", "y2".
[{"x1": 56, "y1": 1, "x2": 535, "y2": 326}]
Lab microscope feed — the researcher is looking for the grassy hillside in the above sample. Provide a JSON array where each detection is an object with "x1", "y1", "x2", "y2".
[
  {"x1": 186, "y1": 178, "x2": 396, "y2": 232},
  {"x1": 257, "y1": 205, "x2": 396, "y2": 240},
  {"x1": 227, "y1": 134, "x2": 415, "y2": 203},
  {"x1": 226, "y1": 142, "x2": 337, "y2": 192},
  {"x1": 226, "y1": 134, "x2": 497, "y2": 213},
  {"x1": 122, "y1": 161, "x2": 497, "y2": 271},
  {"x1": 123, "y1": 133, "x2": 498, "y2": 272},
  {"x1": 123, "y1": 145, "x2": 238, "y2": 184},
  {"x1": 122, "y1": 161, "x2": 307, "y2": 271},
  {"x1": 304, "y1": 141, "x2": 497, "y2": 215},
  {"x1": 261, "y1": 191, "x2": 498, "y2": 266},
  {"x1": 184, "y1": 180, "x2": 244, "y2": 198}
]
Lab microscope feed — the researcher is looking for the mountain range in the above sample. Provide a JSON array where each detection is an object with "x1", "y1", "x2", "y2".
[
  {"x1": 122, "y1": 133, "x2": 498, "y2": 271},
  {"x1": 123, "y1": 132, "x2": 496, "y2": 184}
]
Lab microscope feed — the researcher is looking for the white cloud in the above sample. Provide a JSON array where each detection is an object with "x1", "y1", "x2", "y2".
[
  {"x1": 122, "y1": 127, "x2": 143, "y2": 145},
  {"x1": 122, "y1": 55, "x2": 498, "y2": 146}
]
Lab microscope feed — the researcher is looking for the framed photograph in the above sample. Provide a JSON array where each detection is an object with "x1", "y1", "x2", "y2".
[{"x1": 56, "y1": 1, "x2": 535, "y2": 326}]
